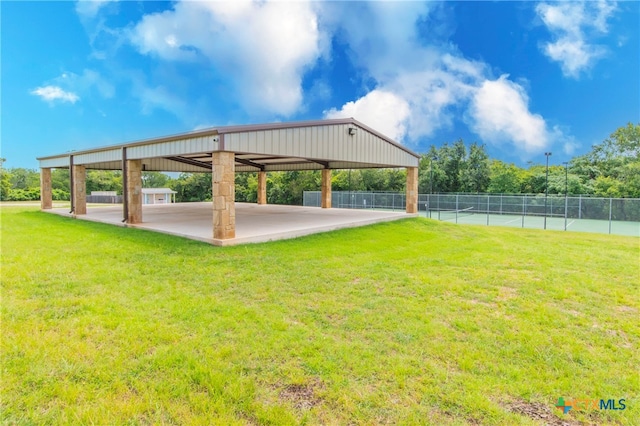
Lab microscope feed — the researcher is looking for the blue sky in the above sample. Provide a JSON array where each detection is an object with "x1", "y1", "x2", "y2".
[{"x1": 2, "y1": 0, "x2": 638, "y2": 169}]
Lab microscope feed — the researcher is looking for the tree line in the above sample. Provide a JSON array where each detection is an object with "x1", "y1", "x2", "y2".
[{"x1": 2, "y1": 123, "x2": 638, "y2": 203}]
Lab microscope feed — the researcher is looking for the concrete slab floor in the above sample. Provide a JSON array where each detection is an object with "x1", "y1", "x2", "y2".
[{"x1": 45, "y1": 202, "x2": 417, "y2": 246}]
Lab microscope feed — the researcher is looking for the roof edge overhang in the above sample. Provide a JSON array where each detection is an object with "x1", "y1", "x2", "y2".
[{"x1": 37, "y1": 118, "x2": 420, "y2": 162}]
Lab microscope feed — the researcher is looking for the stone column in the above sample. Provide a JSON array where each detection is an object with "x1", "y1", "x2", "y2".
[
  {"x1": 321, "y1": 169, "x2": 332, "y2": 208},
  {"x1": 257, "y1": 171, "x2": 267, "y2": 205},
  {"x1": 40, "y1": 168, "x2": 52, "y2": 210},
  {"x1": 126, "y1": 159, "x2": 143, "y2": 223},
  {"x1": 72, "y1": 165, "x2": 87, "y2": 215},
  {"x1": 212, "y1": 152, "x2": 236, "y2": 240},
  {"x1": 406, "y1": 167, "x2": 418, "y2": 214}
]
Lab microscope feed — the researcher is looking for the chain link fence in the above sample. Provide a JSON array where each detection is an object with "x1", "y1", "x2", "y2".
[{"x1": 303, "y1": 191, "x2": 640, "y2": 236}]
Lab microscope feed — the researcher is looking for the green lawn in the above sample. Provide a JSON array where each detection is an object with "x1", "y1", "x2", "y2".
[{"x1": 1, "y1": 206, "x2": 638, "y2": 425}]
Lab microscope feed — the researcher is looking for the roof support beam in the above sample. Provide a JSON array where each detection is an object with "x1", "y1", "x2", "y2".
[
  {"x1": 235, "y1": 157, "x2": 265, "y2": 171},
  {"x1": 309, "y1": 159, "x2": 330, "y2": 169},
  {"x1": 165, "y1": 156, "x2": 212, "y2": 170}
]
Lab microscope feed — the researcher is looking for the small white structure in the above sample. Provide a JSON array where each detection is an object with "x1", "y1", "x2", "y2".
[{"x1": 142, "y1": 188, "x2": 176, "y2": 205}]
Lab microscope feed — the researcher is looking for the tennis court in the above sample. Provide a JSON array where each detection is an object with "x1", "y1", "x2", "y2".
[
  {"x1": 303, "y1": 191, "x2": 640, "y2": 237},
  {"x1": 431, "y1": 208, "x2": 639, "y2": 236}
]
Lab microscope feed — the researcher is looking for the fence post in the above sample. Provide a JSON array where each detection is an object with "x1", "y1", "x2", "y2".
[
  {"x1": 522, "y1": 195, "x2": 526, "y2": 228},
  {"x1": 579, "y1": 195, "x2": 582, "y2": 219},
  {"x1": 609, "y1": 198, "x2": 613, "y2": 234},
  {"x1": 487, "y1": 195, "x2": 490, "y2": 225},
  {"x1": 500, "y1": 194, "x2": 503, "y2": 215}
]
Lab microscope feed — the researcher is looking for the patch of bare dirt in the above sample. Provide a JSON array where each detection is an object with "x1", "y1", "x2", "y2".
[
  {"x1": 279, "y1": 381, "x2": 323, "y2": 410},
  {"x1": 505, "y1": 400, "x2": 583, "y2": 426}
]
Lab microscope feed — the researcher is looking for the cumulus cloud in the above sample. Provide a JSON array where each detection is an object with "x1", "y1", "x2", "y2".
[
  {"x1": 30, "y1": 86, "x2": 80, "y2": 104},
  {"x1": 467, "y1": 76, "x2": 548, "y2": 154},
  {"x1": 129, "y1": 0, "x2": 325, "y2": 116},
  {"x1": 536, "y1": 1, "x2": 617, "y2": 78},
  {"x1": 325, "y1": 90, "x2": 410, "y2": 140},
  {"x1": 323, "y1": 2, "x2": 568, "y2": 156}
]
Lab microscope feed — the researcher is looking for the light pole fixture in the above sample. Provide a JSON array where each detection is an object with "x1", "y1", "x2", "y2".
[{"x1": 544, "y1": 152, "x2": 552, "y2": 230}]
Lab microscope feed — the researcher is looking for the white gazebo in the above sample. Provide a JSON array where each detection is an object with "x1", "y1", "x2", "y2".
[{"x1": 142, "y1": 188, "x2": 176, "y2": 205}]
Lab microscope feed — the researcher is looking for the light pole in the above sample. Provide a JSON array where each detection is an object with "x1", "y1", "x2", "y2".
[
  {"x1": 563, "y1": 162, "x2": 568, "y2": 230},
  {"x1": 544, "y1": 152, "x2": 552, "y2": 229}
]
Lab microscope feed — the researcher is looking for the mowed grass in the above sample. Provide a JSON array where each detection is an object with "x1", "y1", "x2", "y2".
[{"x1": 1, "y1": 206, "x2": 638, "y2": 425}]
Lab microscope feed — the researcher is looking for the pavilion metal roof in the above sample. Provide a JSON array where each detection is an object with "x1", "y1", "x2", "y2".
[{"x1": 37, "y1": 118, "x2": 420, "y2": 172}]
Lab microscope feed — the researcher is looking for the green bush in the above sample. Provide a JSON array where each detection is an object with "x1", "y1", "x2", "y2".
[
  {"x1": 6, "y1": 188, "x2": 40, "y2": 201},
  {"x1": 52, "y1": 189, "x2": 70, "y2": 201}
]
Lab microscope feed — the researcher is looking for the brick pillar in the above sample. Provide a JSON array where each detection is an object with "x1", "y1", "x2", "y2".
[
  {"x1": 321, "y1": 169, "x2": 332, "y2": 208},
  {"x1": 40, "y1": 168, "x2": 52, "y2": 210},
  {"x1": 406, "y1": 167, "x2": 418, "y2": 214},
  {"x1": 257, "y1": 171, "x2": 267, "y2": 205},
  {"x1": 126, "y1": 159, "x2": 143, "y2": 223},
  {"x1": 212, "y1": 152, "x2": 235, "y2": 240},
  {"x1": 73, "y1": 165, "x2": 87, "y2": 215}
]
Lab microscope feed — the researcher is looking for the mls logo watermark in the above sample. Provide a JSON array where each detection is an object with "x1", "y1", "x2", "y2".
[{"x1": 555, "y1": 397, "x2": 626, "y2": 414}]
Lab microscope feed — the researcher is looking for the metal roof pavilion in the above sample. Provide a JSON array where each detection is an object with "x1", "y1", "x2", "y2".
[
  {"x1": 37, "y1": 118, "x2": 419, "y2": 172},
  {"x1": 37, "y1": 118, "x2": 420, "y2": 244}
]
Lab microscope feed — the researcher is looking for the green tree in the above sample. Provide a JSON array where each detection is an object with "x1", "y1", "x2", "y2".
[
  {"x1": 593, "y1": 176, "x2": 623, "y2": 197},
  {"x1": 86, "y1": 170, "x2": 122, "y2": 194},
  {"x1": 460, "y1": 143, "x2": 490, "y2": 192},
  {"x1": 235, "y1": 172, "x2": 258, "y2": 202},
  {"x1": 591, "y1": 122, "x2": 640, "y2": 163},
  {"x1": 0, "y1": 158, "x2": 11, "y2": 200},
  {"x1": 50, "y1": 169, "x2": 70, "y2": 200},
  {"x1": 487, "y1": 160, "x2": 522, "y2": 193},
  {"x1": 170, "y1": 173, "x2": 212, "y2": 202},
  {"x1": 142, "y1": 172, "x2": 170, "y2": 188},
  {"x1": 569, "y1": 123, "x2": 640, "y2": 197},
  {"x1": 9, "y1": 168, "x2": 39, "y2": 190}
]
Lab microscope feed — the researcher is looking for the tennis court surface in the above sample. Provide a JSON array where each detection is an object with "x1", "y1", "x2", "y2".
[{"x1": 430, "y1": 209, "x2": 639, "y2": 237}]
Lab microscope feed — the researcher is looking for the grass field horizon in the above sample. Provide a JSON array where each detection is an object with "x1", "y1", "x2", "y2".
[{"x1": 2, "y1": 206, "x2": 638, "y2": 425}]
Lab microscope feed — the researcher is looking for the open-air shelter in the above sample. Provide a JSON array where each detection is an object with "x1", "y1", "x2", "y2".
[{"x1": 37, "y1": 118, "x2": 420, "y2": 245}]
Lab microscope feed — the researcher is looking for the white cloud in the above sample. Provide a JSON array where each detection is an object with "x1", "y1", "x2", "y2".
[
  {"x1": 30, "y1": 86, "x2": 80, "y2": 104},
  {"x1": 322, "y1": 2, "x2": 571, "y2": 157},
  {"x1": 468, "y1": 76, "x2": 548, "y2": 154},
  {"x1": 325, "y1": 90, "x2": 410, "y2": 140},
  {"x1": 129, "y1": 0, "x2": 325, "y2": 117},
  {"x1": 75, "y1": 0, "x2": 117, "y2": 19},
  {"x1": 58, "y1": 70, "x2": 115, "y2": 99},
  {"x1": 536, "y1": 1, "x2": 617, "y2": 78}
]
